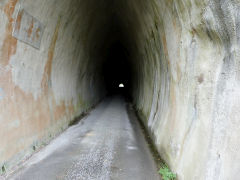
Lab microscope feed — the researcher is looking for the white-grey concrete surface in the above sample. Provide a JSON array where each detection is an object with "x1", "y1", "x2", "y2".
[{"x1": 8, "y1": 96, "x2": 160, "y2": 180}]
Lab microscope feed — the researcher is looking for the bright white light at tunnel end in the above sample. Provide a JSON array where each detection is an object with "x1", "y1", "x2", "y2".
[{"x1": 119, "y1": 83, "x2": 124, "y2": 88}]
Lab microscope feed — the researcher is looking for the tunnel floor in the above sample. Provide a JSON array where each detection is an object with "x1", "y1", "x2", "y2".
[{"x1": 8, "y1": 96, "x2": 160, "y2": 180}]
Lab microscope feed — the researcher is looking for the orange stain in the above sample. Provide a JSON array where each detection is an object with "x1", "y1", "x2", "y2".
[
  {"x1": 0, "y1": 6, "x2": 76, "y2": 166},
  {"x1": 41, "y1": 17, "x2": 61, "y2": 93},
  {"x1": 1, "y1": 0, "x2": 18, "y2": 66},
  {"x1": 27, "y1": 18, "x2": 34, "y2": 38},
  {"x1": 15, "y1": 9, "x2": 23, "y2": 31},
  {"x1": 0, "y1": 5, "x2": 77, "y2": 167},
  {"x1": 36, "y1": 27, "x2": 41, "y2": 40},
  {"x1": 54, "y1": 101, "x2": 66, "y2": 121}
]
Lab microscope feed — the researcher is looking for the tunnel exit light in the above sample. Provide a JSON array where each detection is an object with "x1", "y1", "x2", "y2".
[{"x1": 119, "y1": 83, "x2": 124, "y2": 88}]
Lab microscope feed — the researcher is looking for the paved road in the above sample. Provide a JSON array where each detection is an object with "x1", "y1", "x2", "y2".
[{"x1": 9, "y1": 96, "x2": 160, "y2": 180}]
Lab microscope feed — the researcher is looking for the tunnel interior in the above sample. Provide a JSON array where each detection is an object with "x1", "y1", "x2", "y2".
[
  {"x1": 102, "y1": 41, "x2": 132, "y2": 96},
  {"x1": 88, "y1": 7, "x2": 136, "y2": 98},
  {"x1": 1, "y1": 0, "x2": 240, "y2": 179}
]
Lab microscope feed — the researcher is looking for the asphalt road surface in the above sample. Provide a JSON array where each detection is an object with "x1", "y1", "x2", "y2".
[{"x1": 8, "y1": 96, "x2": 160, "y2": 180}]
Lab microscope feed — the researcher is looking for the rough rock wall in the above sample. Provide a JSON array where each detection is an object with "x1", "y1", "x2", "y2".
[
  {"x1": 127, "y1": 0, "x2": 240, "y2": 179},
  {"x1": 0, "y1": 0, "x2": 107, "y2": 173}
]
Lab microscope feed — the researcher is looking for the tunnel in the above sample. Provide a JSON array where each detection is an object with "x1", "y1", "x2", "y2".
[{"x1": 1, "y1": 0, "x2": 240, "y2": 179}]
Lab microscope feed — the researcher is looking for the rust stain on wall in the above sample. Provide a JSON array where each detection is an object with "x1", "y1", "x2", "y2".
[
  {"x1": 0, "y1": 14, "x2": 75, "y2": 162},
  {"x1": 1, "y1": 0, "x2": 18, "y2": 66},
  {"x1": 13, "y1": 9, "x2": 44, "y2": 49},
  {"x1": 15, "y1": 9, "x2": 23, "y2": 31},
  {"x1": 53, "y1": 101, "x2": 66, "y2": 121},
  {"x1": 0, "y1": 0, "x2": 99, "y2": 173},
  {"x1": 36, "y1": 27, "x2": 41, "y2": 40},
  {"x1": 0, "y1": 70, "x2": 52, "y2": 161},
  {"x1": 41, "y1": 17, "x2": 61, "y2": 93},
  {"x1": 27, "y1": 19, "x2": 34, "y2": 38}
]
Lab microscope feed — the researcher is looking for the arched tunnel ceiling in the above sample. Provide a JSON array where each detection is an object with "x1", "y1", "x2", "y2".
[{"x1": 1, "y1": 0, "x2": 240, "y2": 179}]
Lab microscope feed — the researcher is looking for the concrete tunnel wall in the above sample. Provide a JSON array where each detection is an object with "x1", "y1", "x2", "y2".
[
  {"x1": 127, "y1": 0, "x2": 240, "y2": 179},
  {"x1": 1, "y1": 0, "x2": 240, "y2": 179},
  {"x1": 0, "y1": 0, "x2": 109, "y2": 173}
]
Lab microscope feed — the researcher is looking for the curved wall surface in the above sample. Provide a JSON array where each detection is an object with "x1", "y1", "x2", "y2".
[
  {"x1": 1, "y1": 0, "x2": 240, "y2": 179},
  {"x1": 0, "y1": 0, "x2": 107, "y2": 172},
  {"x1": 128, "y1": 0, "x2": 240, "y2": 179}
]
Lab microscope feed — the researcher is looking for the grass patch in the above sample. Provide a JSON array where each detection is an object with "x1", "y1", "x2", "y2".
[
  {"x1": 131, "y1": 105, "x2": 177, "y2": 180},
  {"x1": 159, "y1": 165, "x2": 176, "y2": 180}
]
